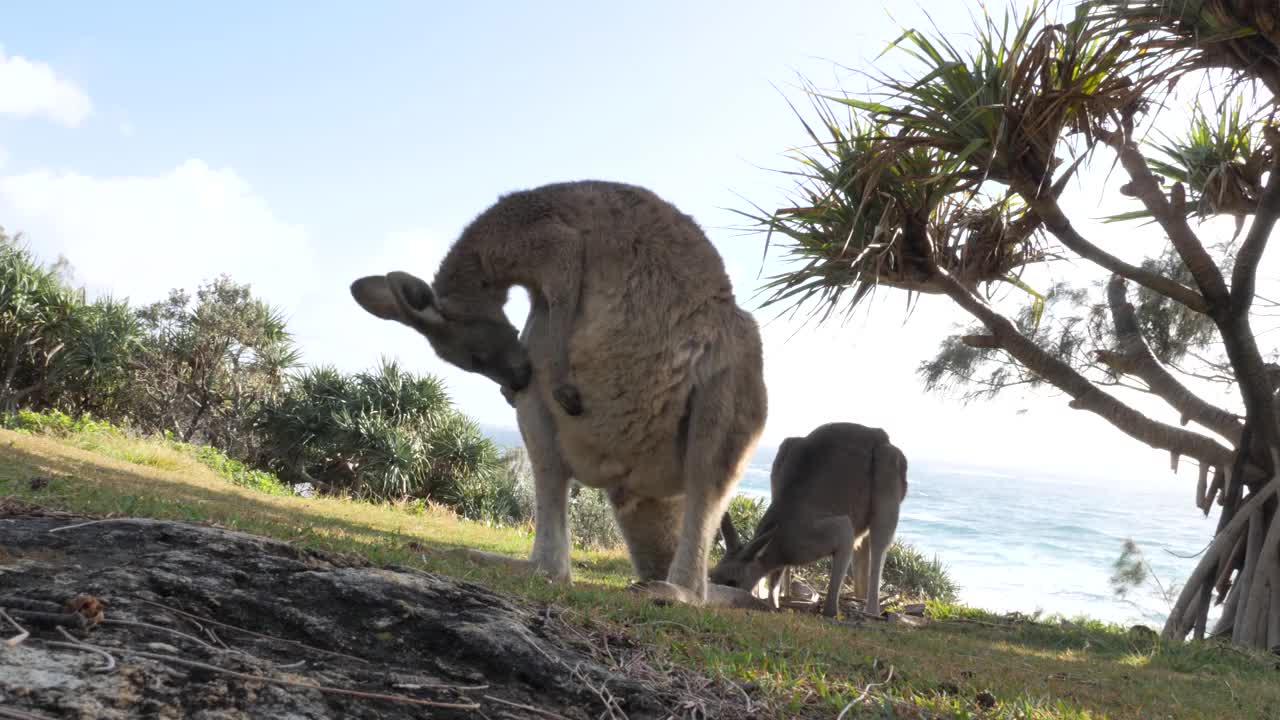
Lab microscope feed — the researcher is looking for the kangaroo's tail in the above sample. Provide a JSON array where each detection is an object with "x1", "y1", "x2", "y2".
[{"x1": 871, "y1": 438, "x2": 908, "y2": 504}]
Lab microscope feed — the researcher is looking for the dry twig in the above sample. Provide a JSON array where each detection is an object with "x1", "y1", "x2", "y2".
[
  {"x1": 47, "y1": 518, "x2": 127, "y2": 534},
  {"x1": 136, "y1": 599, "x2": 371, "y2": 665},
  {"x1": 512, "y1": 625, "x2": 629, "y2": 720},
  {"x1": 392, "y1": 682, "x2": 490, "y2": 692},
  {"x1": 52, "y1": 627, "x2": 116, "y2": 672},
  {"x1": 482, "y1": 694, "x2": 572, "y2": 719},
  {"x1": 1, "y1": 608, "x2": 30, "y2": 647},
  {"x1": 836, "y1": 665, "x2": 896, "y2": 720},
  {"x1": 100, "y1": 618, "x2": 270, "y2": 664}
]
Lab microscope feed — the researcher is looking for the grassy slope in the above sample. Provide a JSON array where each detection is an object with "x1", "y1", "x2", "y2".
[{"x1": 2, "y1": 428, "x2": 1278, "y2": 720}]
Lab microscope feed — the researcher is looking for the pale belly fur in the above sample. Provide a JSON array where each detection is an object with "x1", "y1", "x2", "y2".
[{"x1": 527, "y1": 298, "x2": 708, "y2": 500}]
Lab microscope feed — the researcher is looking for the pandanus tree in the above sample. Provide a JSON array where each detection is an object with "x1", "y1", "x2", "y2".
[{"x1": 741, "y1": 0, "x2": 1280, "y2": 646}]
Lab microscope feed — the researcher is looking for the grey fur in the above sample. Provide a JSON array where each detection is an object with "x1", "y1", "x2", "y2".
[
  {"x1": 709, "y1": 422, "x2": 908, "y2": 617},
  {"x1": 351, "y1": 180, "x2": 768, "y2": 608}
]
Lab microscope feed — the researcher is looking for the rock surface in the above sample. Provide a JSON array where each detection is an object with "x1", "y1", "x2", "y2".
[{"x1": 0, "y1": 509, "x2": 754, "y2": 719}]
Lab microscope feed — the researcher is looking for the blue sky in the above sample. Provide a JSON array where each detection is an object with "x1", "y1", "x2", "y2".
[{"x1": 0, "y1": 2, "x2": 1261, "y2": 483}]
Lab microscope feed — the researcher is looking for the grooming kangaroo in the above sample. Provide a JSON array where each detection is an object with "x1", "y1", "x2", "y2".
[
  {"x1": 350, "y1": 180, "x2": 768, "y2": 607},
  {"x1": 710, "y1": 422, "x2": 908, "y2": 617}
]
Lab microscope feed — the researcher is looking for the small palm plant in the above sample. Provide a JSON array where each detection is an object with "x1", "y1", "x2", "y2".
[
  {"x1": 1091, "y1": 0, "x2": 1280, "y2": 95},
  {"x1": 1107, "y1": 98, "x2": 1274, "y2": 237},
  {"x1": 255, "y1": 358, "x2": 504, "y2": 506}
]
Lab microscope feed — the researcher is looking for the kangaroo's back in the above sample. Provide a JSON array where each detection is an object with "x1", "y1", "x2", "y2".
[
  {"x1": 535, "y1": 181, "x2": 735, "y2": 320},
  {"x1": 770, "y1": 423, "x2": 898, "y2": 529}
]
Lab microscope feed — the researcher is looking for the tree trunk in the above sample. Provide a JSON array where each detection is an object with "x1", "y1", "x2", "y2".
[
  {"x1": 0, "y1": 332, "x2": 28, "y2": 415},
  {"x1": 1164, "y1": 480, "x2": 1278, "y2": 639},
  {"x1": 1172, "y1": 474, "x2": 1280, "y2": 644}
]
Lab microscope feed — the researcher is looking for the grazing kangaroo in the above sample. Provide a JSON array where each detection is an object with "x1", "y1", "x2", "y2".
[
  {"x1": 709, "y1": 422, "x2": 908, "y2": 618},
  {"x1": 351, "y1": 180, "x2": 768, "y2": 608}
]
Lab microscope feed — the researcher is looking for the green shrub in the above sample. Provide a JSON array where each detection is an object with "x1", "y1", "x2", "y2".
[
  {"x1": 449, "y1": 447, "x2": 529, "y2": 525},
  {"x1": 129, "y1": 276, "x2": 299, "y2": 456},
  {"x1": 883, "y1": 541, "x2": 958, "y2": 603},
  {"x1": 7, "y1": 408, "x2": 123, "y2": 437},
  {"x1": 186, "y1": 443, "x2": 292, "y2": 496},
  {"x1": 720, "y1": 494, "x2": 768, "y2": 551},
  {"x1": 254, "y1": 359, "x2": 505, "y2": 504},
  {"x1": 567, "y1": 486, "x2": 623, "y2": 550},
  {"x1": 0, "y1": 232, "x2": 86, "y2": 415}
]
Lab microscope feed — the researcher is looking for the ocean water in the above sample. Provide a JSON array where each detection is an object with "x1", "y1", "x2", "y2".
[
  {"x1": 737, "y1": 459, "x2": 1220, "y2": 627},
  {"x1": 481, "y1": 426, "x2": 1216, "y2": 627}
]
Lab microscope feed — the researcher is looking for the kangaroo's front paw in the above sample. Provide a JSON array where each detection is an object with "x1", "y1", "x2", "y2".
[
  {"x1": 500, "y1": 384, "x2": 518, "y2": 407},
  {"x1": 553, "y1": 383, "x2": 583, "y2": 416}
]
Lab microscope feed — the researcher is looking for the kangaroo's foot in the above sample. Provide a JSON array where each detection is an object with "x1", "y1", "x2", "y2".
[
  {"x1": 553, "y1": 383, "x2": 583, "y2": 416},
  {"x1": 709, "y1": 583, "x2": 774, "y2": 611},
  {"x1": 627, "y1": 580, "x2": 698, "y2": 606},
  {"x1": 628, "y1": 580, "x2": 771, "y2": 611},
  {"x1": 444, "y1": 548, "x2": 572, "y2": 584}
]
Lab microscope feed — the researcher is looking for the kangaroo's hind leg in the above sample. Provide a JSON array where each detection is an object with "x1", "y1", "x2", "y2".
[
  {"x1": 633, "y1": 339, "x2": 766, "y2": 607},
  {"x1": 852, "y1": 535, "x2": 870, "y2": 601},
  {"x1": 453, "y1": 302, "x2": 573, "y2": 581},
  {"x1": 863, "y1": 443, "x2": 906, "y2": 617},
  {"x1": 612, "y1": 492, "x2": 682, "y2": 582},
  {"x1": 863, "y1": 498, "x2": 901, "y2": 617},
  {"x1": 820, "y1": 518, "x2": 856, "y2": 618}
]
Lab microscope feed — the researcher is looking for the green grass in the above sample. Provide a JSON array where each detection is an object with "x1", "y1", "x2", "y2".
[{"x1": 3, "y1": 428, "x2": 1279, "y2": 719}]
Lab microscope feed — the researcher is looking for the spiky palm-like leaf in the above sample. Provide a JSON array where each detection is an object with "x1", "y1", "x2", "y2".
[
  {"x1": 738, "y1": 94, "x2": 1051, "y2": 321},
  {"x1": 1106, "y1": 97, "x2": 1273, "y2": 229},
  {"x1": 845, "y1": 1, "x2": 1147, "y2": 187},
  {"x1": 741, "y1": 2, "x2": 1150, "y2": 322},
  {"x1": 1089, "y1": 0, "x2": 1280, "y2": 96}
]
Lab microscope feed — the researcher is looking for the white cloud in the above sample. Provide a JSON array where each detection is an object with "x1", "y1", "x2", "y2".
[
  {"x1": 0, "y1": 160, "x2": 314, "y2": 309},
  {"x1": 0, "y1": 47, "x2": 91, "y2": 126}
]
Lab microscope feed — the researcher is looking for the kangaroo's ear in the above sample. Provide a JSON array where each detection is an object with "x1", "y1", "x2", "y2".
[
  {"x1": 720, "y1": 512, "x2": 742, "y2": 554},
  {"x1": 771, "y1": 437, "x2": 796, "y2": 480},
  {"x1": 350, "y1": 272, "x2": 445, "y2": 328},
  {"x1": 739, "y1": 525, "x2": 775, "y2": 562}
]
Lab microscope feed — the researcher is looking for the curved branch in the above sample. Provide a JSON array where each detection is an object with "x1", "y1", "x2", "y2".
[
  {"x1": 1102, "y1": 275, "x2": 1244, "y2": 444},
  {"x1": 1107, "y1": 139, "x2": 1230, "y2": 308},
  {"x1": 1231, "y1": 130, "x2": 1280, "y2": 317},
  {"x1": 1021, "y1": 192, "x2": 1210, "y2": 313},
  {"x1": 1106, "y1": 136, "x2": 1280, "y2": 465},
  {"x1": 930, "y1": 268, "x2": 1234, "y2": 468}
]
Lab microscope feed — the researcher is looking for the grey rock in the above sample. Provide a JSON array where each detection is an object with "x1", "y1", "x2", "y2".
[{"x1": 0, "y1": 514, "x2": 753, "y2": 719}]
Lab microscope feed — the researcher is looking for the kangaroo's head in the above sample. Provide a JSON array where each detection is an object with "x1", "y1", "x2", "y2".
[
  {"x1": 709, "y1": 525, "x2": 775, "y2": 592},
  {"x1": 350, "y1": 271, "x2": 532, "y2": 392}
]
